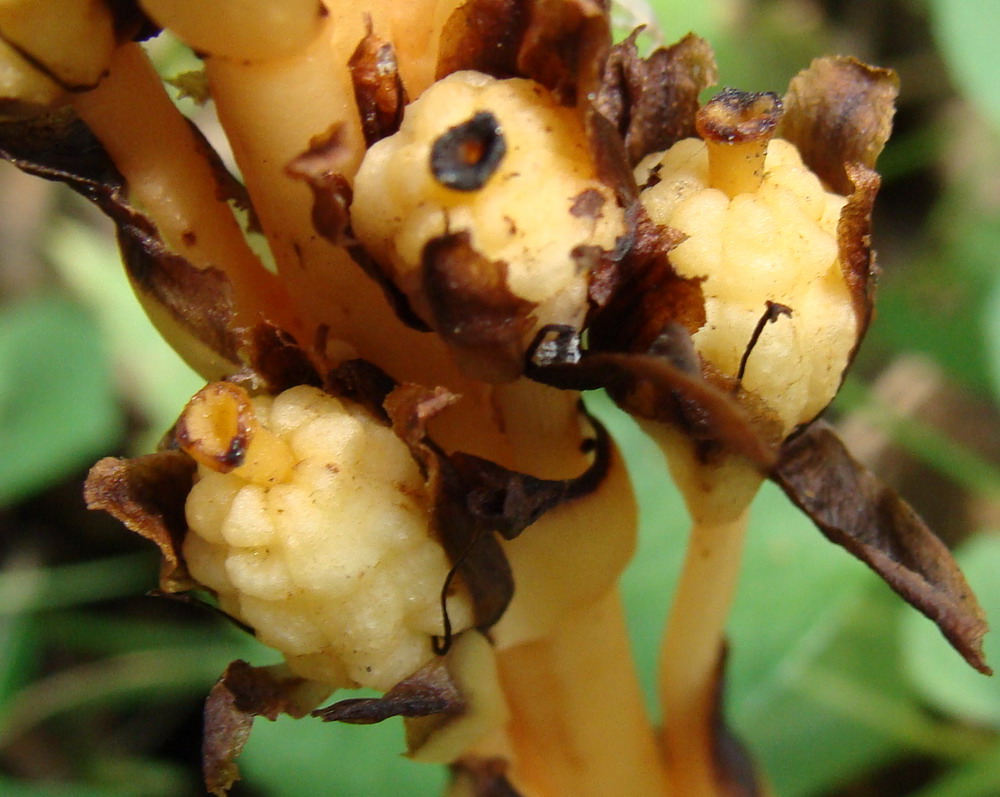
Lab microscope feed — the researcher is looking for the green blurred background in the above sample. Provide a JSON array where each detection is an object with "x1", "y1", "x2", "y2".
[{"x1": 2, "y1": 0, "x2": 1000, "y2": 794}]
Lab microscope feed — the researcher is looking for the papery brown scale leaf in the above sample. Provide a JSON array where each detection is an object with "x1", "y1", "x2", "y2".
[
  {"x1": 709, "y1": 646, "x2": 764, "y2": 797},
  {"x1": 436, "y1": 0, "x2": 528, "y2": 81},
  {"x1": 589, "y1": 207, "x2": 703, "y2": 352},
  {"x1": 184, "y1": 115, "x2": 258, "y2": 225},
  {"x1": 596, "y1": 31, "x2": 718, "y2": 165},
  {"x1": 778, "y1": 56, "x2": 898, "y2": 196},
  {"x1": 324, "y1": 358, "x2": 398, "y2": 422},
  {"x1": 421, "y1": 232, "x2": 536, "y2": 383},
  {"x1": 231, "y1": 321, "x2": 323, "y2": 395},
  {"x1": 0, "y1": 111, "x2": 244, "y2": 369},
  {"x1": 837, "y1": 162, "x2": 881, "y2": 346},
  {"x1": 285, "y1": 124, "x2": 353, "y2": 245},
  {"x1": 385, "y1": 384, "x2": 515, "y2": 634},
  {"x1": 83, "y1": 451, "x2": 197, "y2": 593},
  {"x1": 203, "y1": 679, "x2": 251, "y2": 797},
  {"x1": 286, "y1": 132, "x2": 431, "y2": 331},
  {"x1": 385, "y1": 384, "x2": 613, "y2": 637},
  {"x1": 349, "y1": 22, "x2": 408, "y2": 147},
  {"x1": 773, "y1": 422, "x2": 991, "y2": 674},
  {"x1": 116, "y1": 219, "x2": 242, "y2": 365},
  {"x1": 204, "y1": 660, "x2": 330, "y2": 796},
  {"x1": 526, "y1": 326, "x2": 778, "y2": 467},
  {"x1": 448, "y1": 415, "x2": 611, "y2": 540},
  {"x1": 451, "y1": 757, "x2": 525, "y2": 797},
  {"x1": 517, "y1": 0, "x2": 609, "y2": 106},
  {"x1": 312, "y1": 655, "x2": 464, "y2": 724}
]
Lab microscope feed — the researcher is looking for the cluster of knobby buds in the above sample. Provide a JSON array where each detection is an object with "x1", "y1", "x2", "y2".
[{"x1": 0, "y1": 1, "x2": 988, "y2": 796}]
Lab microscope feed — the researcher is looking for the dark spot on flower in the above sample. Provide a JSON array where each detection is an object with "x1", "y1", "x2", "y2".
[
  {"x1": 430, "y1": 112, "x2": 506, "y2": 191},
  {"x1": 569, "y1": 188, "x2": 606, "y2": 219}
]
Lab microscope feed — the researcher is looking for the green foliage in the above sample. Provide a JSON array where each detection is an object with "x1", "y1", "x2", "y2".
[
  {"x1": 927, "y1": 0, "x2": 1000, "y2": 130},
  {"x1": 0, "y1": 296, "x2": 120, "y2": 506}
]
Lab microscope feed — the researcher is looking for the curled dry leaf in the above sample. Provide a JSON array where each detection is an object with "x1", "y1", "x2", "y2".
[
  {"x1": 436, "y1": 0, "x2": 609, "y2": 106},
  {"x1": 451, "y1": 756, "x2": 524, "y2": 797},
  {"x1": 312, "y1": 654, "x2": 463, "y2": 725},
  {"x1": 778, "y1": 56, "x2": 898, "y2": 196},
  {"x1": 349, "y1": 21, "x2": 408, "y2": 147},
  {"x1": 384, "y1": 381, "x2": 614, "y2": 642},
  {"x1": 436, "y1": 0, "x2": 527, "y2": 81},
  {"x1": 773, "y1": 422, "x2": 991, "y2": 674},
  {"x1": 203, "y1": 660, "x2": 331, "y2": 797},
  {"x1": 589, "y1": 206, "x2": 703, "y2": 351},
  {"x1": 0, "y1": 110, "x2": 244, "y2": 372},
  {"x1": 709, "y1": 647, "x2": 763, "y2": 797},
  {"x1": 286, "y1": 126, "x2": 431, "y2": 331},
  {"x1": 837, "y1": 163, "x2": 882, "y2": 347},
  {"x1": 83, "y1": 451, "x2": 197, "y2": 593},
  {"x1": 596, "y1": 30, "x2": 718, "y2": 166},
  {"x1": 314, "y1": 631, "x2": 505, "y2": 764},
  {"x1": 421, "y1": 231, "x2": 537, "y2": 383},
  {"x1": 526, "y1": 325, "x2": 778, "y2": 467}
]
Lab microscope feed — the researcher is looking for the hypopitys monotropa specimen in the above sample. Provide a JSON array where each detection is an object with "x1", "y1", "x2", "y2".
[{"x1": 0, "y1": 2, "x2": 987, "y2": 796}]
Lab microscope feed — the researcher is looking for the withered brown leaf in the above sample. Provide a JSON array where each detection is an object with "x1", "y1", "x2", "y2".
[
  {"x1": 0, "y1": 111, "x2": 244, "y2": 368},
  {"x1": 773, "y1": 422, "x2": 991, "y2": 674},
  {"x1": 204, "y1": 660, "x2": 330, "y2": 796},
  {"x1": 83, "y1": 451, "x2": 196, "y2": 593},
  {"x1": 349, "y1": 21, "x2": 408, "y2": 147},
  {"x1": 312, "y1": 654, "x2": 463, "y2": 725},
  {"x1": 596, "y1": 30, "x2": 718, "y2": 166},
  {"x1": 778, "y1": 56, "x2": 898, "y2": 196},
  {"x1": 436, "y1": 0, "x2": 527, "y2": 81},
  {"x1": 384, "y1": 382, "x2": 613, "y2": 646},
  {"x1": 527, "y1": 326, "x2": 778, "y2": 468},
  {"x1": 451, "y1": 756, "x2": 525, "y2": 797},
  {"x1": 421, "y1": 231, "x2": 536, "y2": 383}
]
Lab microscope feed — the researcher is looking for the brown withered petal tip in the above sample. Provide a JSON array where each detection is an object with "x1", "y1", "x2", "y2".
[
  {"x1": 349, "y1": 20, "x2": 408, "y2": 147},
  {"x1": 778, "y1": 56, "x2": 898, "y2": 196},
  {"x1": 312, "y1": 655, "x2": 464, "y2": 724},
  {"x1": 436, "y1": 0, "x2": 528, "y2": 81},
  {"x1": 774, "y1": 422, "x2": 991, "y2": 674},
  {"x1": 452, "y1": 756, "x2": 525, "y2": 797},
  {"x1": 421, "y1": 231, "x2": 536, "y2": 383},
  {"x1": 84, "y1": 451, "x2": 197, "y2": 593},
  {"x1": 710, "y1": 646, "x2": 764, "y2": 797},
  {"x1": 596, "y1": 31, "x2": 719, "y2": 165},
  {"x1": 204, "y1": 661, "x2": 330, "y2": 796},
  {"x1": 0, "y1": 112, "x2": 244, "y2": 367},
  {"x1": 385, "y1": 383, "x2": 614, "y2": 647}
]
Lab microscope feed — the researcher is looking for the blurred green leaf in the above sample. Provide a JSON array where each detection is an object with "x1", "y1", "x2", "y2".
[
  {"x1": 0, "y1": 296, "x2": 121, "y2": 505},
  {"x1": 646, "y1": 0, "x2": 726, "y2": 44},
  {"x1": 605, "y1": 380, "x2": 984, "y2": 795},
  {"x1": 863, "y1": 201, "x2": 1000, "y2": 396},
  {"x1": 0, "y1": 646, "x2": 242, "y2": 748},
  {"x1": 240, "y1": 713, "x2": 446, "y2": 797},
  {"x1": 46, "y1": 218, "x2": 203, "y2": 452},
  {"x1": 729, "y1": 492, "x2": 912, "y2": 796},
  {"x1": 913, "y1": 741, "x2": 1000, "y2": 797},
  {"x1": 927, "y1": 0, "x2": 1000, "y2": 131},
  {"x1": 902, "y1": 532, "x2": 1000, "y2": 728},
  {"x1": 0, "y1": 553, "x2": 157, "y2": 618},
  {"x1": 0, "y1": 778, "x2": 139, "y2": 797}
]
